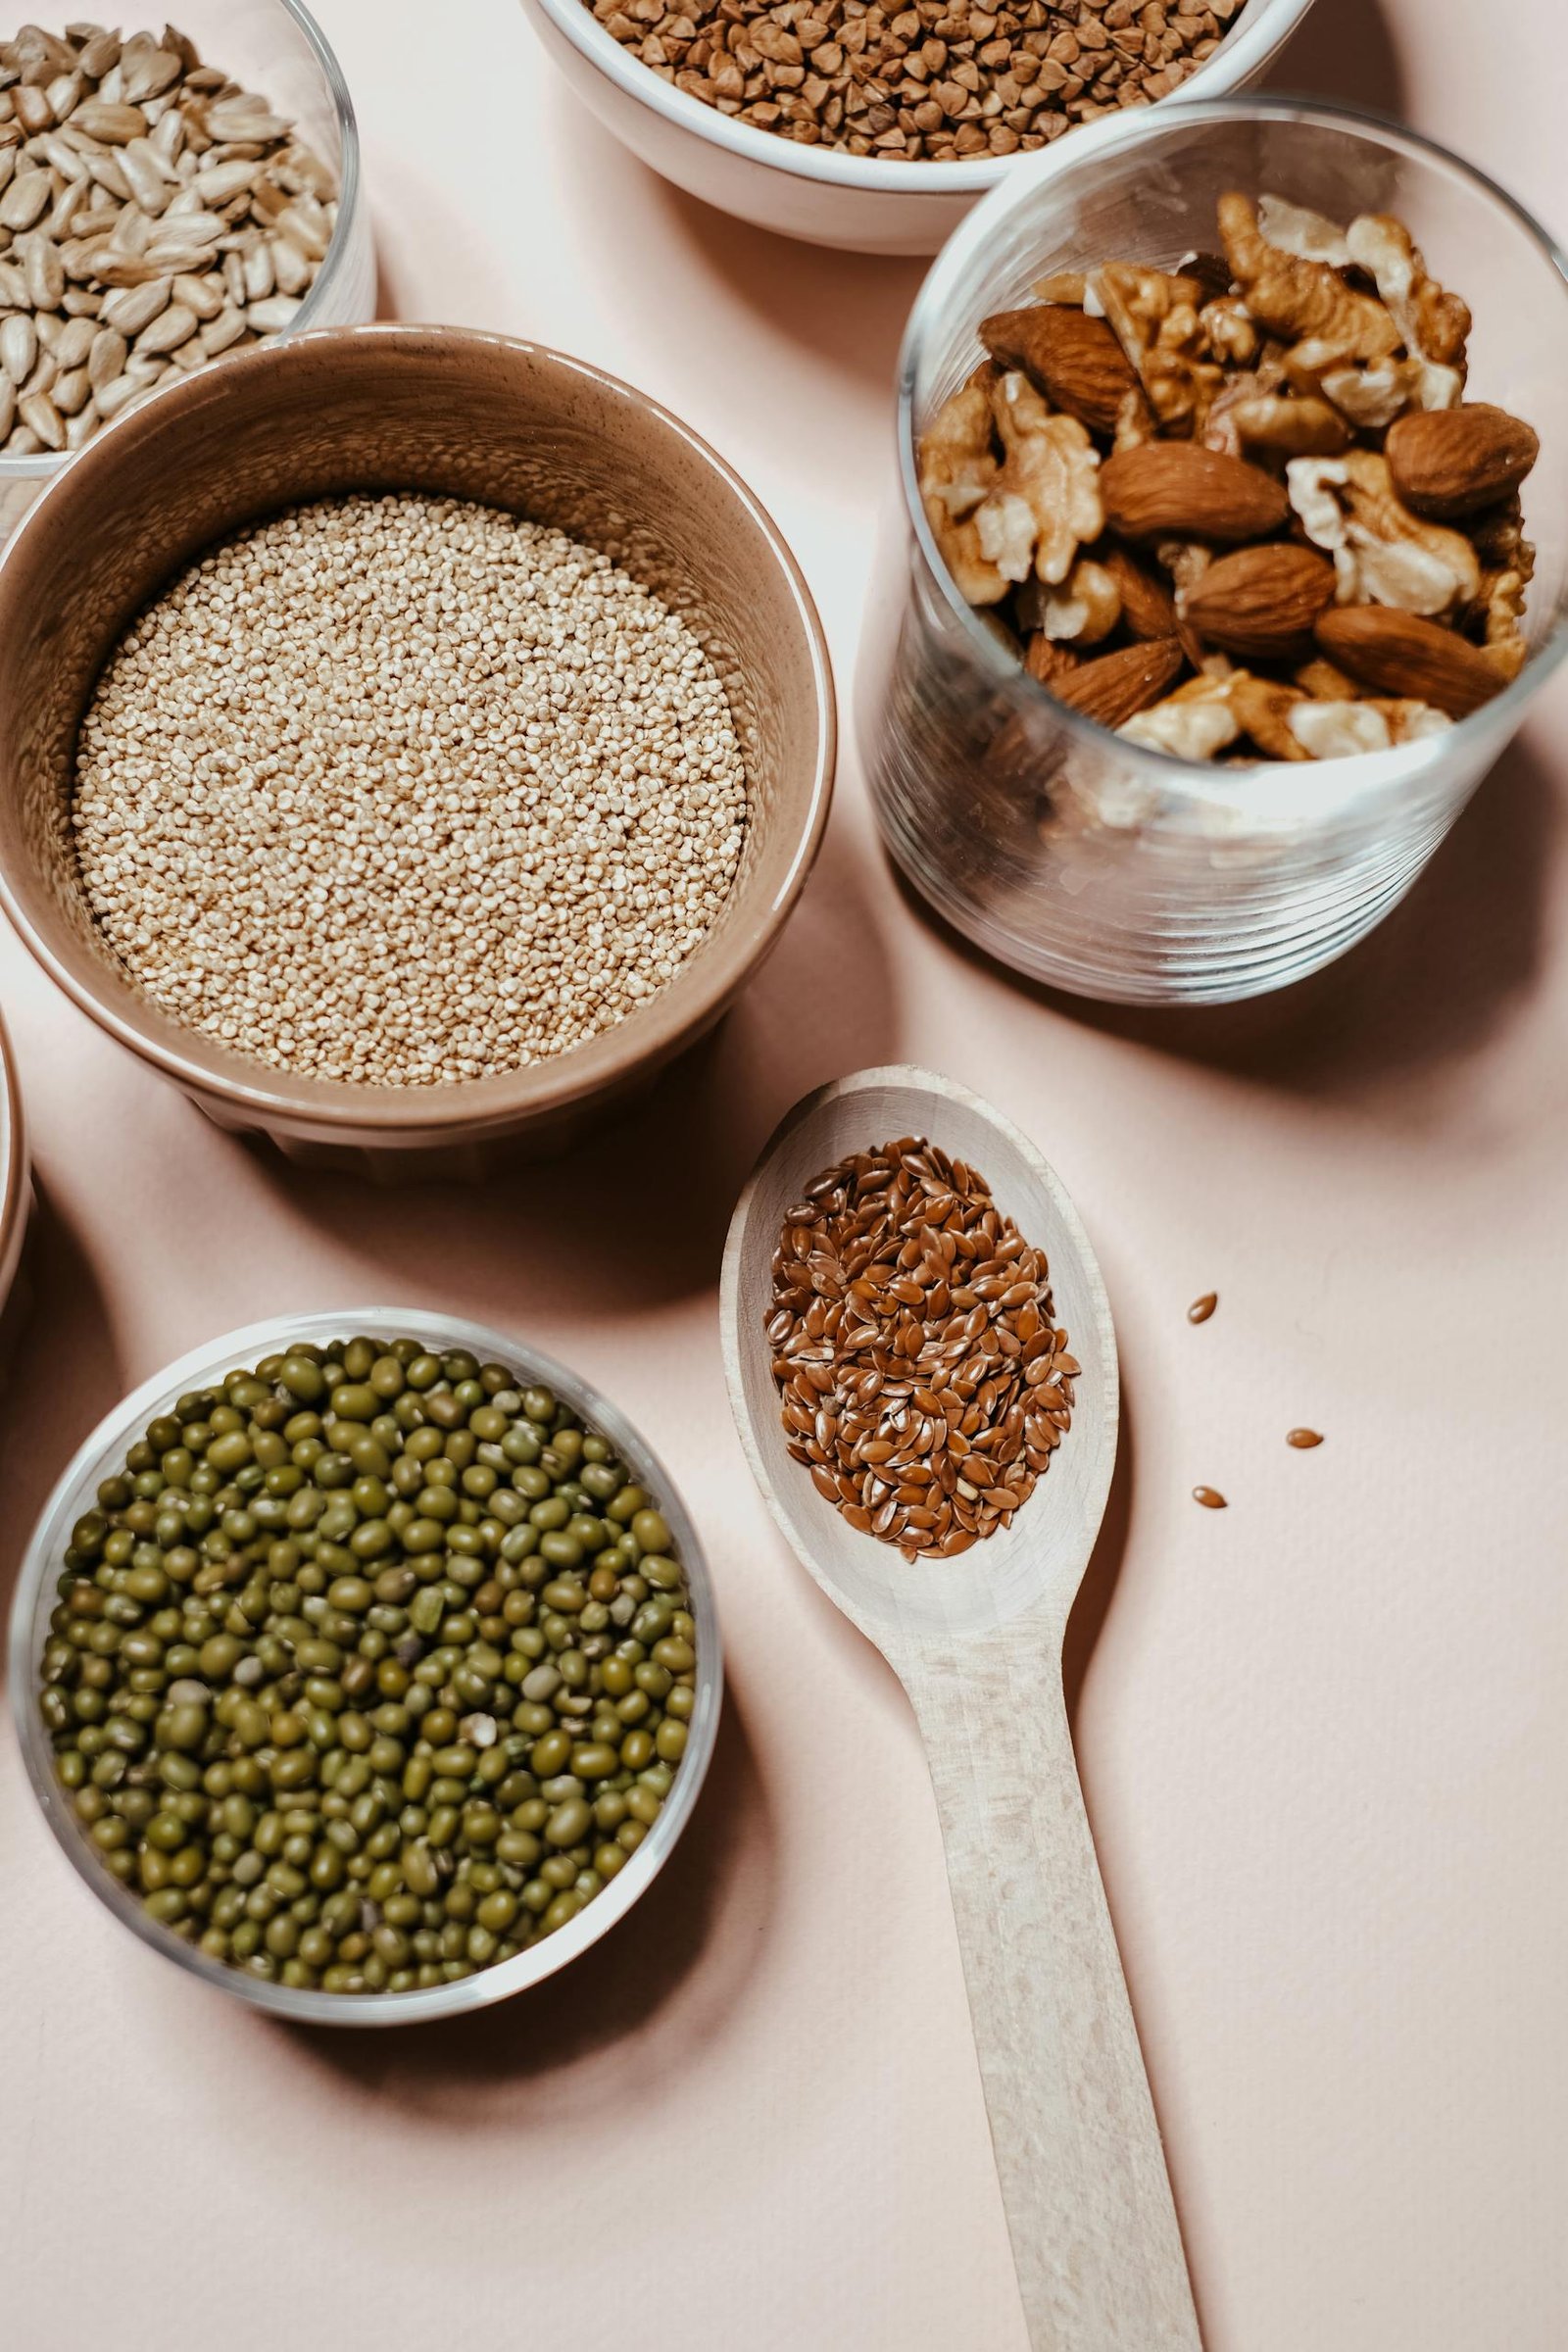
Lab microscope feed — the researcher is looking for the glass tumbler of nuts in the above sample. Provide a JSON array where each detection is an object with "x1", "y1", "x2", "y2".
[{"x1": 858, "y1": 101, "x2": 1568, "y2": 1004}]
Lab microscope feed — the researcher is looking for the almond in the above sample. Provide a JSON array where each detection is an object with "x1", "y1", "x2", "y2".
[
  {"x1": 1100, "y1": 443, "x2": 1290, "y2": 544},
  {"x1": 1097, "y1": 541, "x2": 1177, "y2": 640},
  {"x1": 1385, "y1": 403, "x2": 1540, "y2": 519},
  {"x1": 1024, "y1": 634, "x2": 1080, "y2": 686},
  {"x1": 1183, "y1": 544, "x2": 1338, "y2": 660},
  {"x1": 1314, "y1": 607, "x2": 1505, "y2": 718},
  {"x1": 1046, "y1": 636, "x2": 1184, "y2": 728},
  {"x1": 980, "y1": 304, "x2": 1137, "y2": 436}
]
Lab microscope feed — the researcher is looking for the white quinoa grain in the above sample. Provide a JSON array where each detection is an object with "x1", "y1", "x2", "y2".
[{"x1": 73, "y1": 493, "x2": 749, "y2": 1087}]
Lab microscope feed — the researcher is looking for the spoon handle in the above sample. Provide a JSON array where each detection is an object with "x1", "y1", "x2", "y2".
[{"x1": 897, "y1": 1639, "x2": 1201, "y2": 2352}]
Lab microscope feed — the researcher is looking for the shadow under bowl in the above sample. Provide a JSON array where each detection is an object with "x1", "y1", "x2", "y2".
[
  {"x1": 0, "y1": 324, "x2": 836, "y2": 1177},
  {"x1": 8, "y1": 1304, "x2": 724, "y2": 2028}
]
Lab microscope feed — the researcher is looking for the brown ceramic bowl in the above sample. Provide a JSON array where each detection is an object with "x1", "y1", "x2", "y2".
[
  {"x1": 0, "y1": 326, "x2": 835, "y2": 1176},
  {"x1": 0, "y1": 1008, "x2": 27, "y2": 1329}
]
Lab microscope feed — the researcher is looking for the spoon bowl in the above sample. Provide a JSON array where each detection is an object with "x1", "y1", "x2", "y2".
[
  {"x1": 722, "y1": 1066, "x2": 1200, "y2": 2352},
  {"x1": 722, "y1": 1066, "x2": 1117, "y2": 1645}
]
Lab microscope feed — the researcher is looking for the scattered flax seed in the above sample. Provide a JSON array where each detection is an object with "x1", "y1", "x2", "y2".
[
  {"x1": 765, "y1": 1136, "x2": 1076, "y2": 1561},
  {"x1": 1192, "y1": 1486, "x2": 1227, "y2": 1509},
  {"x1": 1287, "y1": 1428, "x2": 1323, "y2": 1448},
  {"x1": 72, "y1": 494, "x2": 748, "y2": 1087},
  {"x1": 1187, "y1": 1292, "x2": 1218, "y2": 1324}
]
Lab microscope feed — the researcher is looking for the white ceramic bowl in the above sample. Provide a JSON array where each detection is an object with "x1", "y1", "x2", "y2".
[
  {"x1": 10, "y1": 1308, "x2": 722, "y2": 2027},
  {"x1": 519, "y1": 0, "x2": 1317, "y2": 254}
]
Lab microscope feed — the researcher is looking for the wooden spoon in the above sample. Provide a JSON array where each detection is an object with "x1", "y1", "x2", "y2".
[{"x1": 720, "y1": 1066, "x2": 1200, "y2": 2351}]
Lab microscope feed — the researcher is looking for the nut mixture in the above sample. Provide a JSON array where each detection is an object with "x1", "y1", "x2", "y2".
[
  {"x1": 0, "y1": 22, "x2": 338, "y2": 461},
  {"x1": 766, "y1": 1136, "x2": 1077, "y2": 1559},
  {"x1": 39, "y1": 1336, "x2": 699, "y2": 1995},
  {"x1": 917, "y1": 191, "x2": 1543, "y2": 760},
  {"x1": 73, "y1": 494, "x2": 749, "y2": 1086},
  {"x1": 590, "y1": 0, "x2": 1245, "y2": 163}
]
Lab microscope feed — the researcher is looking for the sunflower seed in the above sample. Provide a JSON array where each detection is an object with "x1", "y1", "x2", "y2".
[
  {"x1": 0, "y1": 165, "x2": 50, "y2": 227},
  {"x1": 275, "y1": 193, "x2": 329, "y2": 259},
  {"x1": 205, "y1": 100, "x2": 290, "y2": 142},
  {"x1": 78, "y1": 32, "x2": 121, "y2": 81},
  {"x1": 121, "y1": 45, "x2": 181, "y2": 106},
  {"x1": 52, "y1": 312, "x2": 95, "y2": 368},
  {"x1": 100, "y1": 275, "x2": 169, "y2": 333},
  {"x1": 23, "y1": 230, "x2": 65, "y2": 306},
  {"x1": 51, "y1": 361, "x2": 92, "y2": 415},
  {"x1": 132, "y1": 297, "x2": 194, "y2": 356},
  {"x1": 74, "y1": 99, "x2": 146, "y2": 143},
  {"x1": 194, "y1": 157, "x2": 253, "y2": 205},
  {"x1": 19, "y1": 388, "x2": 64, "y2": 447},
  {"x1": 240, "y1": 235, "x2": 271, "y2": 300},
  {"x1": 93, "y1": 367, "x2": 148, "y2": 417},
  {"x1": 86, "y1": 321, "x2": 125, "y2": 386},
  {"x1": 246, "y1": 292, "x2": 298, "y2": 334},
  {"x1": 0, "y1": 311, "x2": 34, "y2": 383},
  {"x1": 197, "y1": 303, "x2": 244, "y2": 356},
  {"x1": 13, "y1": 83, "x2": 55, "y2": 134},
  {"x1": 170, "y1": 267, "x2": 221, "y2": 318}
]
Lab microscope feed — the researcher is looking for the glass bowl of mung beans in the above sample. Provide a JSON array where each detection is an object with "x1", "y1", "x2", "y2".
[{"x1": 9, "y1": 1307, "x2": 721, "y2": 2026}]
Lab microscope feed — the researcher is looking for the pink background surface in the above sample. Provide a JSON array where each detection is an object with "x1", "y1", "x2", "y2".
[{"x1": 3, "y1": 3, "x2": 1567, "y2": 2345}]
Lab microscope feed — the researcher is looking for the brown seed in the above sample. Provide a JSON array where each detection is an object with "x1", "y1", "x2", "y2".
[
  {"x1": 765, "y1": 1136, "x2": 1072, "y2": 1562},
  {"x1": 1287, "y1": 1429, "x2": 1323, "y2": 1449},
  {"x1": 1193, "y1": 1486, "x2": 1228, "y2": 1509},
  {"x1": 1187, "y1": 1292, "x2": 1218, "y2": 1324}
]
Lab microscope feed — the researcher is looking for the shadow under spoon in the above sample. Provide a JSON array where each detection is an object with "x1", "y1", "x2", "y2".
[{"x1": 720, "y1": 1064, "x2": 1200, "y2": 2351}]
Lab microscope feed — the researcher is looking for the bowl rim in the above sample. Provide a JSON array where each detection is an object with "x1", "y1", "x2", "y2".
[
  {"x1": 895, "y1": 93, "x2": 1568, "y2": 808},
  {"x1": 0, "y1": 321, "x2": 837, "y2": 1137},
  {"x1": 0, "y1": 1005, "x2": 26, "y2": 1315},
  {"x1": 0, "y1": 0, "x2": 365, "y2": 483},
  {"x1": 521, "y1": 0, "x2": 1317, "y2": 195},
  {"x1": 7, "y1": 1305, "x2": 725, "y2": 2028}
]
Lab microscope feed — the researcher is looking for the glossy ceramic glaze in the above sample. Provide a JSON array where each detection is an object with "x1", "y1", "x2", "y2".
[
  {"x1": 0, "y1": 325, "x2": 836, "y2": 1175},
  {"x1": 9, "y1": 1305, "x2": 723, "y2": 2028},
  {"x1": 0, "y1": 1009, "x2": 27, "y2": 1329},
  {"x1": 518, "y1": 0, "x2": 1317, "y2": 255}
]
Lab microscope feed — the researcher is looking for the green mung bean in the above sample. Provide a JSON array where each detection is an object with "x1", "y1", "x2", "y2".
[{"x1": 40, "y1": 1338, "x2": 699, "y2": 1997}]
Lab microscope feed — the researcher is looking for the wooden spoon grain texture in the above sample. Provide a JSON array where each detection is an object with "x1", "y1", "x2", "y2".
[{"x1": 721, "y1": 1066, "x2": 1201, "y2": 2352}]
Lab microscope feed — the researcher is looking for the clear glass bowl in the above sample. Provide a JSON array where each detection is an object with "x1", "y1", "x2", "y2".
[
  {"x1": 857, "y1": 101, "x2": 1568, "y2": 1004},
  {"x1": 8, "y1": 1308, "x2": 724, "y2": 2029},
  {"x1": 0, "y1": 0, "x2": 374, "y2": 548}
]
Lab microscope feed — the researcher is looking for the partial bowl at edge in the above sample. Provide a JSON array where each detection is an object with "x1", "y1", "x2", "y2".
[
  {"x1": 0, "y1": 0, "x2": 376, "y2": 551},
  {"x1": 517, "y1": 0, "x2": 1318, "y2": 255}
]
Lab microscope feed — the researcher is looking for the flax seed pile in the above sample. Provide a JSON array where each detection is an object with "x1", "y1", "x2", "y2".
[
  {"x1": 766, "y1": 1136, "x2": 1077, "y2": 1559},
  {"x1": 590, "y1": 0, "x2": 1245, "y2": 164},
  {"x1": 71, "y1": 494, "x2": 749, "y2": 1087}
]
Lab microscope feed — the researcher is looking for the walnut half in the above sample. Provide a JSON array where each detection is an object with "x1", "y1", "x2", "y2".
[{"x1": 1286, "y1": 452, "x2": 1481, "y2": 618}]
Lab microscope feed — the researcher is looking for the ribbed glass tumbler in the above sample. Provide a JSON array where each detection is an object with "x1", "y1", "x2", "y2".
[{"x1": 857, "y1": 101, "x2": 1568, "y2": 1004}]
